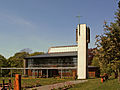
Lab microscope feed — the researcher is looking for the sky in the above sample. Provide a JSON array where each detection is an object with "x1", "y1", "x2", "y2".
[{"x1": 0, "y1": 0, "x2": 118, "y2": 58}]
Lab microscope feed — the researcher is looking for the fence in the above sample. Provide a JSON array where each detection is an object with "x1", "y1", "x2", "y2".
[{"x1": 0, "y1": 79, "x2": 12, "y2": 90}]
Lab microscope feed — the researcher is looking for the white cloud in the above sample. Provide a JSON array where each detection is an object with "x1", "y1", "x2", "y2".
[{"x1": 0, "y1": 12, "x2": 37, "y2": 30}]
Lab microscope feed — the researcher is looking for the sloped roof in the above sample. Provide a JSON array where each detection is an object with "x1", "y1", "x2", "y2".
[{"x1": 25, "y1": 52, "x2": 77, "y2": 59}]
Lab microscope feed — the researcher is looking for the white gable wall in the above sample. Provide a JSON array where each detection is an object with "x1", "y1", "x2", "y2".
[{"x1": 48, "y1": 46, "x2": 77, "y2": 53}]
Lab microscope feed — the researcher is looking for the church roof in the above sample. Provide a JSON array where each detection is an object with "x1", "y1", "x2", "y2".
[{"x1": 25, "y1": 52, "x2": 77, "y2": 59}]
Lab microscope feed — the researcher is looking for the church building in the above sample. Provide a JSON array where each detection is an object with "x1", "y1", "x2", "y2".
[{"x1": 24, "y1": 24, "x2": 100, "y2": 79}]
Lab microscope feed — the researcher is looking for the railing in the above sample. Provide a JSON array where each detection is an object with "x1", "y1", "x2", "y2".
[{"x1": 0, "y1": 79, "x2": 12, "y2": 90}]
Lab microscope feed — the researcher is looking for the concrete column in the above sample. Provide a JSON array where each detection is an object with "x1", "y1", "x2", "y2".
[
  {"x1": 77, "y1": 24, "x2": 89, "y2": 79},
  {"x1": 61, "y1": 69, "x2": 62, "y2": 78},
  {"x1": 41, "y1": 70, "x2": 42, "y2": 76},
  {"x1": 23, "y1": 59, "x2": 26, "y2": 75},
  {"x1": 46, "y1": 69, "x2": 48, "y2": 78}
]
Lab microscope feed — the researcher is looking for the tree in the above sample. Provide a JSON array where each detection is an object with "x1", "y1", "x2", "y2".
[
  {"x1": 8, "y1": 52, "x2": 29, "y2": 68},
  {"x1": 8, "y1": 52, "x2": 29, "y2": 75},
  {"x1": 91, "y1": 56, "x2": 100, "y2": 67},
  {"x1": 7, "y1": 51, "x2": 44, "y2": 75},
  {"x1": 30, "y1": 52, "x2": 44, "y2": 56},
  {"x1": 0, "y1": 54, "x2": 7, "y2": 67},
  {"x1": 95, "y1": 1, "x2": 120, "y2": 76},
  {"x1": 20, "y1": 48, "x2": 32, "y2": 54},
  {"x1": 88, "y1": 48, "x2": 96, "y2": 65},
  {"x1": 0, "y1": 54, "x2": 9, "y2": 76}
]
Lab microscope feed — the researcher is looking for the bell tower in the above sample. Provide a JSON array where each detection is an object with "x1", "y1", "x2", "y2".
[{"x1": 76, "y1": 24, "x2": 90, "y2": 79}]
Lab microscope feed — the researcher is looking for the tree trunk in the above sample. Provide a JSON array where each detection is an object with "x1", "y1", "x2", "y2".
[{"x1": 114, "y1": 71, "x2": 118, "y2": 79}]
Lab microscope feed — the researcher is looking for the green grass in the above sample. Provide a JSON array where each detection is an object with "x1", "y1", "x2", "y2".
[
  {"x1": 21, "y1": 77, "x2": 73, "y2": 88},
  {"x1": 0, "y1": 77, "x2": 73, "y2": 89},
  {"x1": 69, "y1": 78, "x2": 120, "y2": 90},
  {"x1": 1, "y1": 77, "x2": 120, "y2": 90}
]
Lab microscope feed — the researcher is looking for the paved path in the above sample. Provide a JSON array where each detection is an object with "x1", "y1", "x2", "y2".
[{"x1": 26, "y1": 80, "x2": 88, "y2": 90}]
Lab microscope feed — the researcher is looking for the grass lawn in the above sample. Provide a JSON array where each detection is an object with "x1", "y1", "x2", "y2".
[
  {"x1": 1, "y1": 77, "x2": 120, "y2": 90},
  {"x1": 69, "y1": 78, "x2": 120, "y2": 90},
  {"x1": 0, "y1": 77, "x2": 73, "y2": 89}
]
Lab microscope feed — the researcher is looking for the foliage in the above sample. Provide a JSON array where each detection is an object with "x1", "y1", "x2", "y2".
[
  {"x1": 20, "y1": 48, "x2": 32, "y2": 54},
  {"x1": 8, "y1": 52, "x2": 29, "y2": 68},
  {"x1": 88, "y1": 48, "x2": 96, "y2": 65},
  {"x1": 94, "y1": 2, "x2": 120, "y2": 75},
  {"x1": 0, "y1": 54, "x2": 7, "y2": 67},
  {"x1": 30, "y1": 52, "x2": 44, "y2": 56},
  {"x1": 8, "y1": 50, "x2": 44, "y2": 68},
  {"x1": 91, "y1": 56, "x2": 100, "y2": 67},
  {"x1": 0, "y1": 54, "x2": 9, "y2": 76},
  {"x1": 0, "y1": 48, "x2": 45, "y2": 75}
]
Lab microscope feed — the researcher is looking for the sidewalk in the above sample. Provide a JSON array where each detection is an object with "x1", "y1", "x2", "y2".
[{"x1": 26, "y1": 80, "x2": 88, "y2": 90}]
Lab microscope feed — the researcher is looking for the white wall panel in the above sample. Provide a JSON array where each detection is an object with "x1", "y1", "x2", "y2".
[{"x1": 48, "y1": 46, "x2": 77, "y2": 53}]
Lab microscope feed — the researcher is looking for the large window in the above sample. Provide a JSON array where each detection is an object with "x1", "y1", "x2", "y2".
[{"x1": 27, "y1": 56, "x2": 77, "y2": 67}]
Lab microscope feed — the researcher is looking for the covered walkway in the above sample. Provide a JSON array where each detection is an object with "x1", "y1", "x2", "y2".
[{"x1": 0, "y1": 67, "x2": 77, "y2": 78}]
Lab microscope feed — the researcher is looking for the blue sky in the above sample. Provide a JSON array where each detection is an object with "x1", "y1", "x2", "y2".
[{"x1": 0, "y1": 0, "x2": 118, "y2": 58}]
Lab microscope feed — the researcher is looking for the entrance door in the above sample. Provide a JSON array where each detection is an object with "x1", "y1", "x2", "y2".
[
  {"x1": 42, "y1": 69, "x2": 47, "y2": 77},
  {"x1": 49, "y1": 69, "x2": 58, "y2": 77}
]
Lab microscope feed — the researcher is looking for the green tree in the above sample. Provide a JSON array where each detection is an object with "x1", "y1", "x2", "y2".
[
  {"x1": 91, "y1": 56, "x2": 100, "y2": 67},
  {"x1": 95, "y1": 1, "x2": 120, "y2": 76},
  {"x1": 0, "y1": 54, "x2": 9, "y2": 76},
  {"x1": 8, "y1": 52, "x2": 29, "y2": 74},
  {"x1": 30, "y1": 52, "x2": 44, "y2": 56},
  {"x1": 8, "y1": 52, "x2": 29, "y2": 68},
  {"x1": 0, "y1": 54, "x2": 7, "y2": 67},
  {"x1": 20, "y1": 48, "x2": 32, "y2": 54}
]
